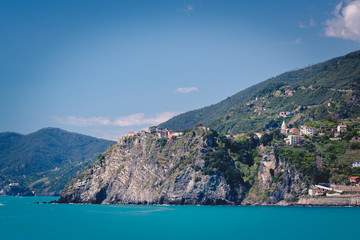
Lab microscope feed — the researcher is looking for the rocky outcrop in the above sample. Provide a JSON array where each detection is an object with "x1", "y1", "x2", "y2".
[
  {"x1": 58, "y1": 129, "x2": 310, "y2": 206},
  {"x1": 243, "y1": 145, "x2": 306, "y2": 205},
  {"x1": 58, "y1": 129, "x2": 246, "y2": 205}
]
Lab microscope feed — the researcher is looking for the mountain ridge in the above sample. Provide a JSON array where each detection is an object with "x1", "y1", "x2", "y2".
[
  {"x1": 158, "y1": 51, "x2": 356, "y2": 131},
  {"x1": 0, "y1": 127, "x2": 115, "y2": 196}
]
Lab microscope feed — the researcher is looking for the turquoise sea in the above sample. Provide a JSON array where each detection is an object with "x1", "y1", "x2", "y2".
[{"x1": 0, "y1": 196, "x2": 359, "y2": 240}]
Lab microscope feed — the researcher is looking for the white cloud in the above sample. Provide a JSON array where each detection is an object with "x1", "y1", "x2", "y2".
[
  {"x1": 53, "y1": 112, "x2": 178, "y2": 128},
  {"x1": 53, "y1": 116, "x2": 111, "y2": 127},
  {"x1": 113, "y1": 112, "x2": 177, "y2": 127},
  {"x1": 176, "y1": 87, "x2": 199, "y2": 93},
  {"x1": 325, "y1": 0, "x2": 360, "y2": 42}
]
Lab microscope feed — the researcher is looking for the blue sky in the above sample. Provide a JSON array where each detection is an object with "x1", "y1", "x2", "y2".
[{"x1": 1, "y1": 0, "x2": 360, "y2": 139}]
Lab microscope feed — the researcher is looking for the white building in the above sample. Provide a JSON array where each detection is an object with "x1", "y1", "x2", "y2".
[
  {"x1": 300, "y1": 126, "x2": 316, "y2": 136},
  {"x1": 172, "y1": 132, "x2": 183, "y2": 137},
  {"x1": 279, "y1": 111, "x2": 292, "y2": 117},
  {"x1": 352, "y1": 161, "x2": 360, "y2": 168},
  {"x1": 255, "y1": 132, "x2": 264, "y2": 139},
  {"x1": 337, "y1": 123, "x2": 347, "y2": 133}
]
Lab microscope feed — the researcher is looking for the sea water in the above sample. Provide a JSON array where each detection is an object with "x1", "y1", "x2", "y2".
[{"x1": 0, "y1": 196, "x2": 359, "y2": 240}]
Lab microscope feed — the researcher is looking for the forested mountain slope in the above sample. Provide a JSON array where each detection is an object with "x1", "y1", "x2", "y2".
[
  {"x1": 0, "y1": 128, "x2": 115, "y2": 196},
  {"x1": 159, "y1": 50, "x2": 359, "y2": 133}
]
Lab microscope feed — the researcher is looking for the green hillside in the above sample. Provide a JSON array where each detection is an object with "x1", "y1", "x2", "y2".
[
  {"x1": 209, "y1": 50, "x2": 360, "y2": 134},
  {"x1": 158, "y1": 50, "x2": 359, "y2": 133},
  {"x1": 0, "y1": 128, "x2": 115, "y2": 196}
]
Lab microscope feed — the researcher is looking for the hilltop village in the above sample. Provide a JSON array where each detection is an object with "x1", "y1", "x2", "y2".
[
  {"x1": 278, "y1": 119, "x2": 360, "y2": 201},
  {"x1": 117, "y1": 127, "x2": 185, "y2": 145},
  {"x1": 280, "y1": 121, "x2": 348, "y2": 145}
]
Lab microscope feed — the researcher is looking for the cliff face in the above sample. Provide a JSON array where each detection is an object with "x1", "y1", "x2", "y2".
[
  {"x1": 58, "y1": 128, "x2": 307, "y2": 205},
  {"x1": 58, "y1": 128, "x2": 246, "y2": 205},
  {"x1": 242, "y1": 145, "x2": 306, "y2": 205}
]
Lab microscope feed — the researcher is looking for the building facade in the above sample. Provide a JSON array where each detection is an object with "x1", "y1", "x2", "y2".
[
  {"x1": 286, "y1": 135, "x2": 303, "y2": 145},
  {"x1": 300, "y1": 126, "x2": 316, "y2": 136}
]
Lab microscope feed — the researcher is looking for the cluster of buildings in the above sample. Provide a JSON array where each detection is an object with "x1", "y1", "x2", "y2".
[
  {"x1": 252, "y1": 106, "x2": 267, "y2": 116},
  {"x1": 117, "y1": 128, "x2": 184, "y2": 144},
  {"x1": 281, "y1": 121, "x2": 349, "y2": 145},
  {"x1": 285, "y1": 89, "x2": 294, "y2": 96},
  {"x1": 281, "y1": 121, "x2": 305, "y2": 145},
  {"x1": 154, "y1": 128, "x2": 183, "y2": 139},
  {"x1": 281, "y1": 121, "x2": 317, "y2": 136},
  {"x1": 279, "y1": 111, "x2": 292, "y2": 118},
  {"x1": 331, "y1": 123, "x2": 347, "y2": 137},
  {"x1": 308, "y1": 184, "x2": 343, "y2": 197},
  {"x1": 308, "y1": 177, "x2": 360, "y2": 197}
]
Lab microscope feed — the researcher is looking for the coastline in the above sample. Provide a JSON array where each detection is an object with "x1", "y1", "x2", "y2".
[{"x1": 3, "y1": 194, "x2": 360, "y2": 207}]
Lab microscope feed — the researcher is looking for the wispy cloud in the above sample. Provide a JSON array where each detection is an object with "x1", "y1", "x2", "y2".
[
  {"x1": 292, "y1": 38, "x2": 302, "y2": 44},
  {"x1": 53, "y1": 112, "x2": 178, "y2": 127},
  {"x1": 177, "y1": 5, "x2": 195, "y2": 14},
  {"x1": 53, "y1": 116, "x2": 111, "y2": 127},
  {"x1": 113, "y1": 112, "x2": 177, "y2": 127},
  {"x1": 287, "y1": 38, "x2": 302, "y2": 45},
  {"x1": 325, "y1": 0, "x2": 360, "y2": 42},
  {"x1": 298, "y1": 18, "x2": 316, "y2": 28},
  {"x1": 178, "y1": 0, "x2": 197, "y2": 13},
  {"x1": 176, "y1": 87, "x2": 199, "y2": 93},
  {"x1": 186, "y1": 4, "x2": 194, "y2": 12}
]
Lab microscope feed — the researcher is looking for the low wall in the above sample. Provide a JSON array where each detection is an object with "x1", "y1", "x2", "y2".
[
  {"x1": 330, "y1": 184, "x2": 360, "y2": 192},
  {"x1": 297, "y1": 197, "x2": 360, "y2": 206}
]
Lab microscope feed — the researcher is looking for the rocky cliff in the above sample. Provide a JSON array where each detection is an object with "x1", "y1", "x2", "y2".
[
  {"x1": 58, "y1": 128, "x2": 307, "y2": 205},
  {"x1": 58, "y1": 128, "x2": 247, "y2": 205},
  {"x1": 242, "y1": 145, "x2": 306, "y2": 205}
]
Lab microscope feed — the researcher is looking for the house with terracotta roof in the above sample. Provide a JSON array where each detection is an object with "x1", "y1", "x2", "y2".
[
  {"x1": 349, "y1": 176, "x2": 360, "y2": 184},
  {"x1": 289, "y1": 128, "x2": 299, "y2": 134},
  {"x1": 255, "y1": 132, "x2": 264, "y2": 139}
]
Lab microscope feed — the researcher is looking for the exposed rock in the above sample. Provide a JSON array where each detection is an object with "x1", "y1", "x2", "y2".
[
  {"x1": 58, "y1": 129, "x2": 246, "y2": 205},
  {"x1": 59, "y1": 130, "x2": 309, "y2": 206},
  {"x1": 242, "y1": 145, "x2": 306, "y2": 205}
]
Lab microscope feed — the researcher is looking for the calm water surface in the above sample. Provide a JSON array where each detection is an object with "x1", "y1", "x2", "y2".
[{"x1": 0, "y1": 196, "x2": 359, "y2": 240}]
